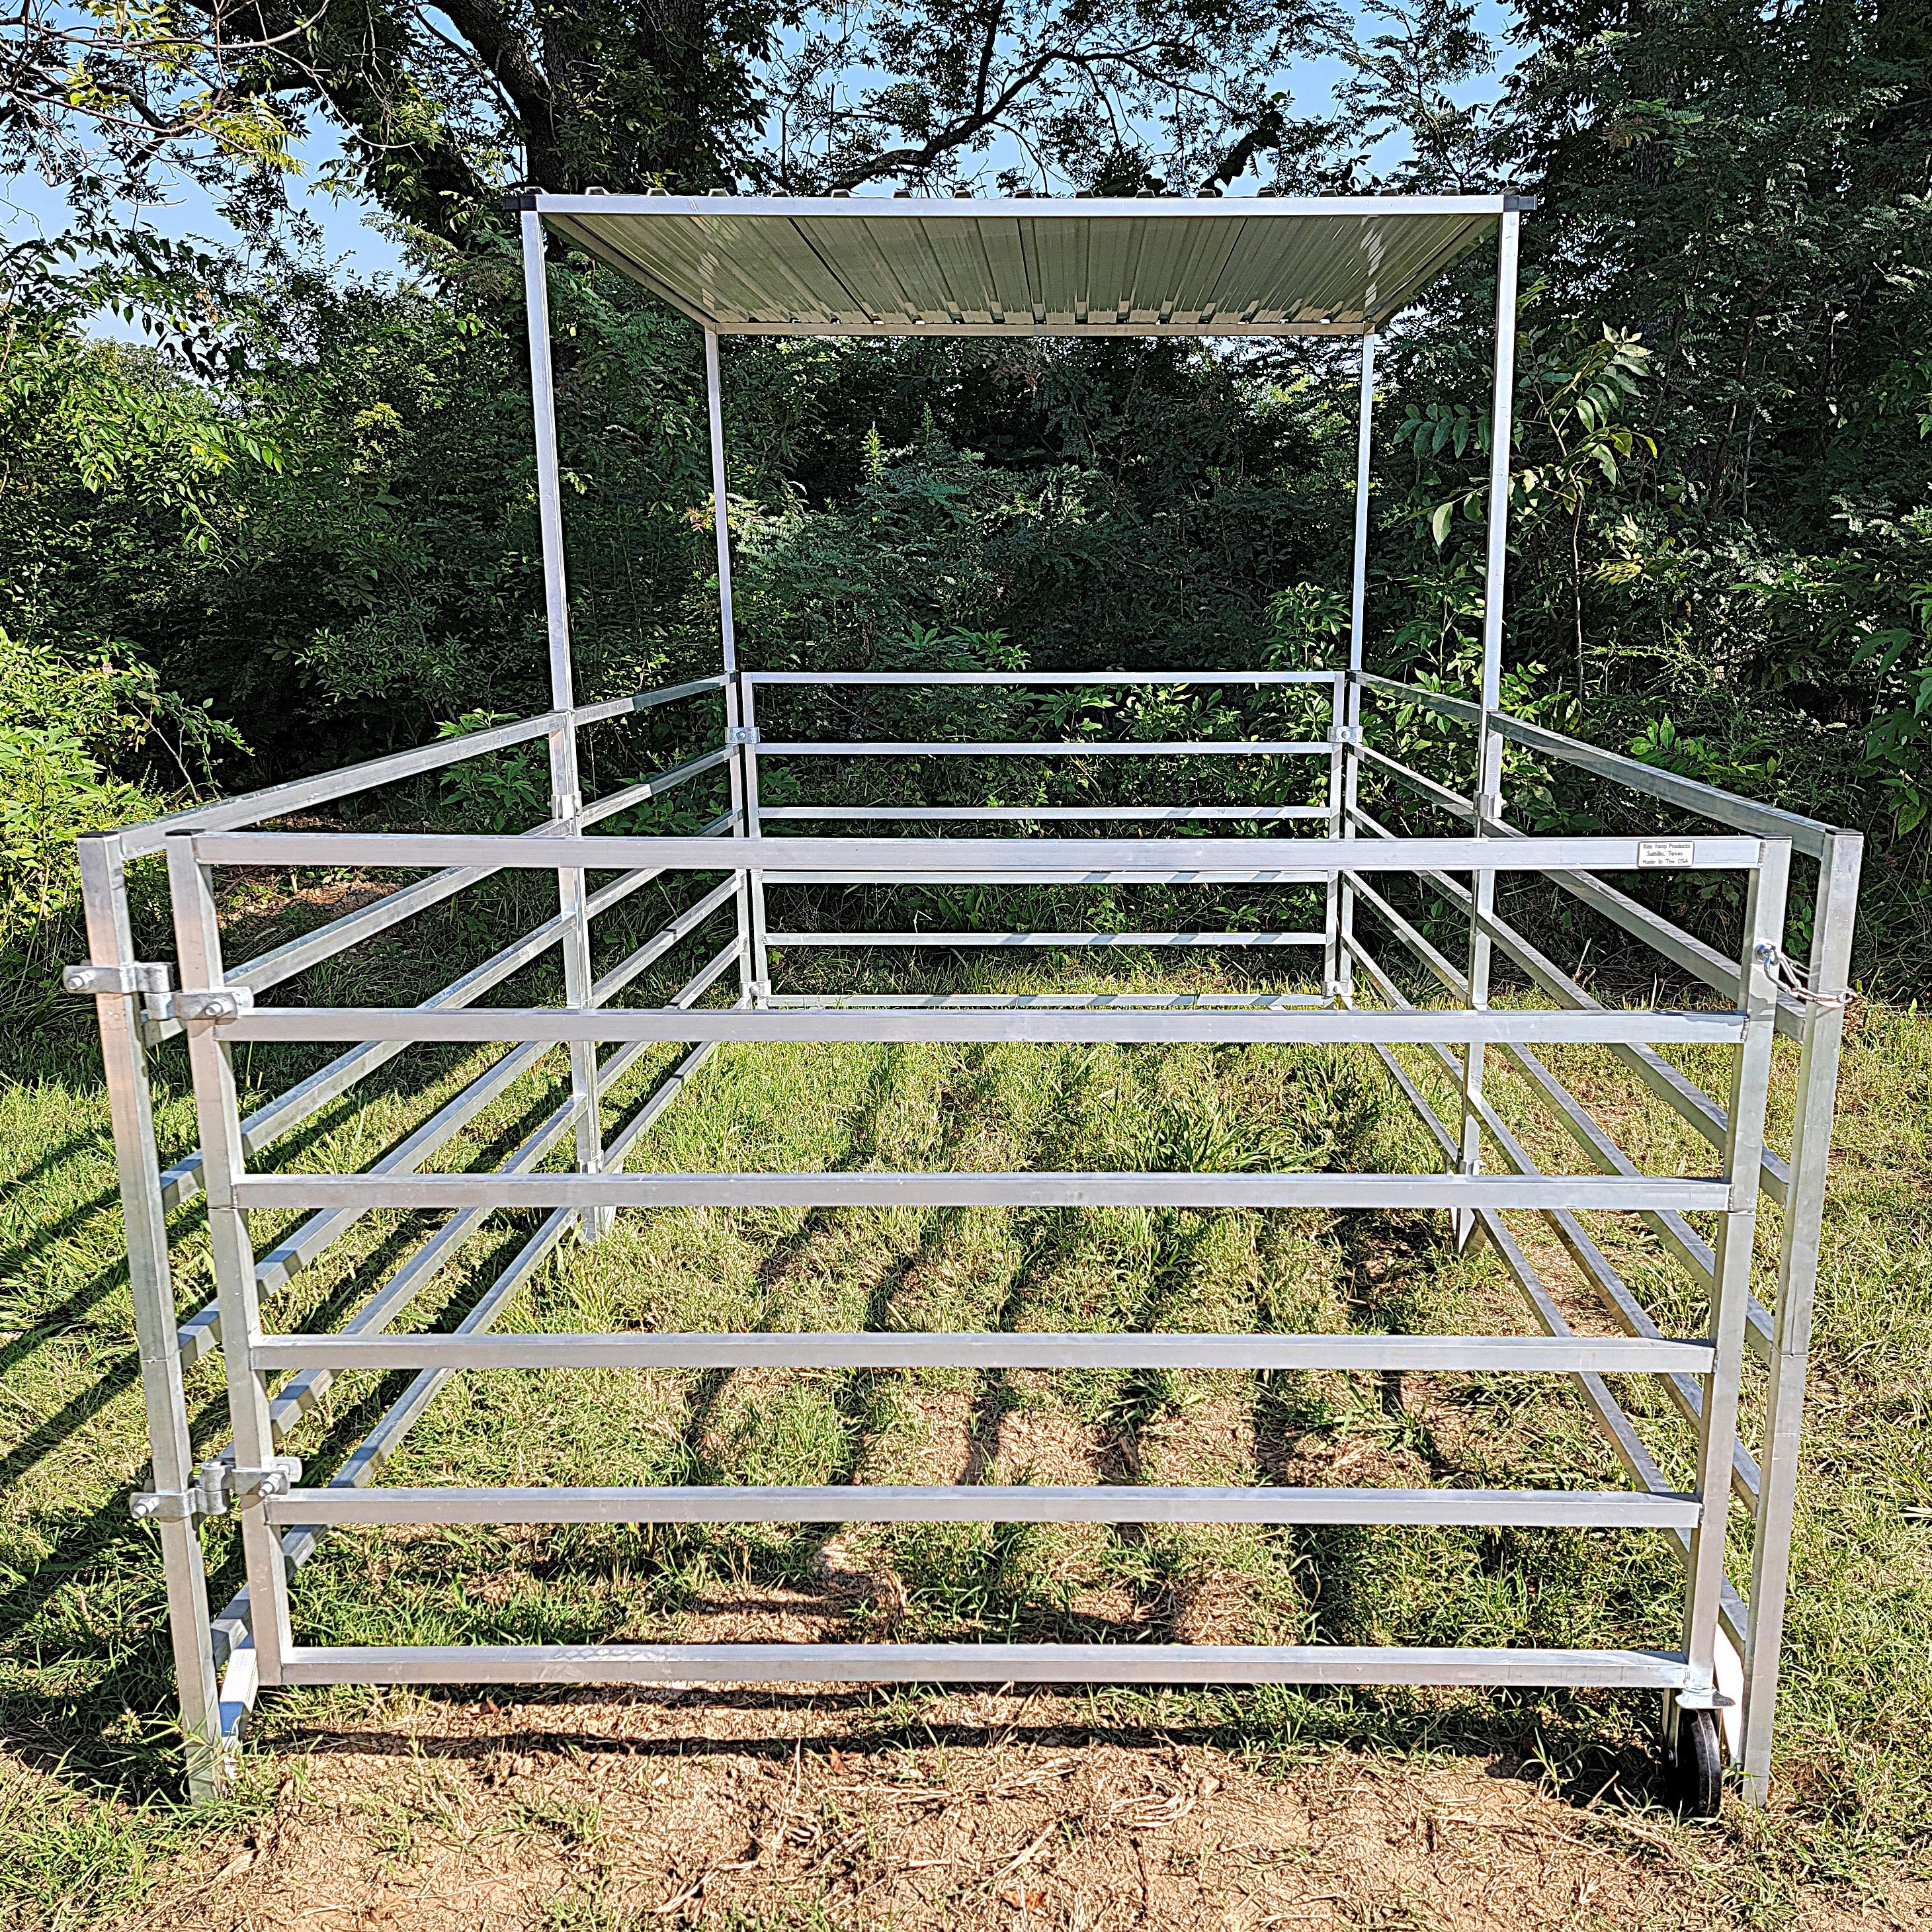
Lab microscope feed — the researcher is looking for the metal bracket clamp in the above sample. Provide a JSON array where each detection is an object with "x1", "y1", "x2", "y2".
[
  {"x1": 226, "y1": 1458, "x2": 302, "y2": 1503},
  {"x1": 65, "y1": 960, "x2": 173, "y2": 997},
  {"x1": 728, "y1": 726, "x2": 761, "y2": 747},
  {"x1": 171, "y1": 988, "x2": 255, "y2": 1023},
  {"x1": 131, "y1": 1467, "x2": 224, "y2": 1523},
  {"x1": 1331, "y1": 725, "x2": 1363, "y2": 747},
  {"x1": 130, "y1": 1453, "x2": 302, "y2": 1523}
]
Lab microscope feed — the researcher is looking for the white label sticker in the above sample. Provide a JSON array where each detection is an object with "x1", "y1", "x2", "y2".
[{"x1": 1638, "y1": 839, "x2": 1696, "y2": 868}]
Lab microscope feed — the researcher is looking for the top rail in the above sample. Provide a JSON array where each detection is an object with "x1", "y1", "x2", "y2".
[
  {"x1": 1356, "y1": 673, "x2": 1839, "y2": 859},
  {"x1": 744, "y1": 671, "x2": 1342, "y2": 687},
  {"x1": 184, "y1": 830, "x2": 1769, "y2": 877},
  {"x1": 108, "y1": 679, "x2": 726, "y2": 860}
]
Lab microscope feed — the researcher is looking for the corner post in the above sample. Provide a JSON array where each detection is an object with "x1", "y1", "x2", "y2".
[
  {"x1": 521, "y1": 205, "x2": 607, "y2": 1237},
  {"x1": 1740, "y1": 829, "x2": 1863, "y2": 1804},
  {"x1": 164, "y1": 831, "x2": 294, "y2": 1690},
  {"x1": 1682, "y1": 839, "x2": 1790, "y2": 1724},
  {"x1": 77, "y1": 832, "x2": 224, "y2": 1798},
  {"x1": 1455, "y1": 209, "x2": 1522, "y2": 1244},
  {"x1": 1332, "y1": 331, "x2": 1378, "y2": 1006},
  {"x1": 704, "y1": 327, "x2": 765, "y2": 1007}
]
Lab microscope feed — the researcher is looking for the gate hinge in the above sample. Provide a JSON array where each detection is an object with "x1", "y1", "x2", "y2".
[
  {"x1": 65, "y1": 961, "x2": 173, "y2": 998},
  {"x1": 728, "y1": 726, "x2": 761, "y2": 747},
  {"x1": 131, "y1": 1454, "x2": 301, "y2": 1523}
]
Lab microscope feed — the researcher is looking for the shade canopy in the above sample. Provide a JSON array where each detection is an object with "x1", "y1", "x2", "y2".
[{"x1": 532, "y1": 192, "x2": 1513, "y2": 339}]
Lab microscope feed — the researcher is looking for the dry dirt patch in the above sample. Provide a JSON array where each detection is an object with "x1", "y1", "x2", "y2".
[{"x1": 114, "y1": 1691, "x2": 1932, "y2": 1932}]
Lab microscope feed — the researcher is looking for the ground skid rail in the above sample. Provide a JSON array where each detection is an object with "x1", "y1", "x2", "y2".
[{"x1": 73, "y1": 191, "x2": 1861, "y2": 1816}]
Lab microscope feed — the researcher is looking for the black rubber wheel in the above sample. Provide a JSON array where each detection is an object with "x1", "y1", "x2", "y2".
[{"x1": 1673, "y1": 1707, "x2": 1723, "y2": 1818}]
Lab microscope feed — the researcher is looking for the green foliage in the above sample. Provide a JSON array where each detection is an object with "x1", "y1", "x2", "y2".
[{"x1": 434, "y1": 712, "x2": 551, "y2": 833}]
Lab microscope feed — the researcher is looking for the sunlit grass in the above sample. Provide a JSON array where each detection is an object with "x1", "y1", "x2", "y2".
[{"x1": 1, "y1": 872, "x2": 1927, "y2": 1923}]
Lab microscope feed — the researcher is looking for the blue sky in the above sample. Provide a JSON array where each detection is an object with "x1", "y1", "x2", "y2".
[{"x1": 0, "y1": 1, "x2": 1515, "y2": 294}]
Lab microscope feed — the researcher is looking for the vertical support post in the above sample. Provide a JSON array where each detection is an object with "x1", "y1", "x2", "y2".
[
  {"x1": 1332, "y1": 331, "x2": 1377, "y2": 1007},
  {"x1": 704, "y1": 327, "x2": 765, "y2": 1007},
  {"x1": 77, "y1": 832, "x2": 224, "y2": 1800},
  {"x1": 165, "y1": 832, "x2": 294, "y2": 1691},
  {"x1": 1682, "y1": 839, "x2": 1790, "y2": 1717},
  {"x1": 1454, "y1": 212, "x2": 1521, "y2": 1245},
  {"x1": 1740, "y1": 829, "x2": 1863, "y2": 1804},
  {"x1": 739, "y1": 674, "x2": 772, "y2": 997},
  {"x1": 520, "y1": 207, "x2": 607, "y2": 1238}
]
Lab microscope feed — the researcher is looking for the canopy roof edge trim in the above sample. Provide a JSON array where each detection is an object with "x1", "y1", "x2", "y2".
[{"x1": 535, "y1": 192, "x2": 1508, "y2": 339}]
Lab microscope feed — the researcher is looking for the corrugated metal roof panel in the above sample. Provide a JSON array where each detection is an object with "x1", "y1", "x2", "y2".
[{"x1": 541, "y1": 194, "x2": 1505, "y2": 338}]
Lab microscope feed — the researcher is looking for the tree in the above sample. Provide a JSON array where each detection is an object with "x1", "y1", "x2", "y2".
[{"x1": 3, "y1": 0, "x2": 1347, "y2": 246}]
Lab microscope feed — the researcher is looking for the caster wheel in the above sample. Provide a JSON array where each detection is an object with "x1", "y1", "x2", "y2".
[{"x1": 1672, "y1": 1706, "x2": 1723, "y2": 1818}]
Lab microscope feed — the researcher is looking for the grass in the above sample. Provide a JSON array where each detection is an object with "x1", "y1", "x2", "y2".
[{"x1": 0, "y1": 861, "x2": 1929, "y2": 1927}]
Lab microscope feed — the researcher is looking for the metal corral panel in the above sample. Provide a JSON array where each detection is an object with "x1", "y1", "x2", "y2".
[{"x1": 533, "y1": 193, "x2": 1507, "y2": 337}]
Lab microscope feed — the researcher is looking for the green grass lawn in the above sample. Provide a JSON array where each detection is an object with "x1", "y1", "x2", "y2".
[{"x1": 1, "y1": 874, "x2": 1929, "y2": 1927}]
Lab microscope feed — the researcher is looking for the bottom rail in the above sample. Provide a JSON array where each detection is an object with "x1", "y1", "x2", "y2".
[{"x1": 277, "y1": 1641, "x2": 1694, "y2": 1689}]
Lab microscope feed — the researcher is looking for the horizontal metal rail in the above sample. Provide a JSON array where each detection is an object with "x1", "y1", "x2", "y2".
[
  {"x1": 1353, "y1": 1005, "x2": 1755, "y2": 1650},
  {"x1": 265, "y1": 1095, "x2": 584, "y2": 1439},
  {"x1": 756, "y1": 739, "x2": 1333, "y2": 758},
  {"x1": 248, "y1": 1330, "x2": 1713, "y2": 1373},
  {"x1": 230, "y1": 1164, "x2": 1734, "y2": 1215},
  {"x1": 214, "y1": 1007, "x2": 1749, "y2": 1047},
  {"x1": 273, "y1": 1641, "x2": 1695, "y2": 1690},
  {"x1": 759, "y1": 806, "x2": 1332, "y2": 822},
  {"x1": 115, "y1": 679, "x2": 725, "y2": 861},
  {"x1": 1357, "y1": 672, "x2": 1835, "y2": 859},
  {"x1": 745, "y1": 670, "x2": 1343, "y2": 687},
  {"x1": 263, "y1": 1484, "x2": 1699, "y2": 1529},
  {"x1": 761, "y1": 993, "x2": 1329, "y2": 1008},
  {"x1": 159, "y1": 815, "x2": 733, "y2": 1224},
  {"x1": 589, "y1": 876, "x2": 739, "y2": 1001},
  {"x1": 573, "y1": 675, "x2": 728, "y2": 724},
  {"x1": 114, "y1": 712, "x2": 567, "y2": 861},
  {"x1": 1344, "y1": 802, "x2": 1792, "y2": 1211},
  {"x1": 575, "y1": 745, "x2": 733, "y2": 829},
  {"x1": 251, "y1": 1038, "x2": 554, "y2": 1298},
  {"x1": 185, "y1": 831, "x2": 1769, "y2": 877},
  {"x1": 1344, "y1": 935, "x2": 1767, "y2": 1507},
  {"x1": 766, "y1": 929, "x2": 1328, "y2": 948},
  {"x1": 773, "y1": 868, "x2": 1332, "y2": 886}
]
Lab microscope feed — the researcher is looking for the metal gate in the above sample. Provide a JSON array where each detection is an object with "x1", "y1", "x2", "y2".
[{"x1": 71, "y1": 190, "x2": 1861, "y2": 1812}]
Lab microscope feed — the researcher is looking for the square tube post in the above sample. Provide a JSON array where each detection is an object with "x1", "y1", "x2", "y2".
[
  {"x1": 1741, "y1": 828, "x2": 1863, "y2": 1802},
  {"x1": 520, "y1": 208, "x2": 608, "y2": 1238},
  {"x1": 76, "y1": 833, "x2": 224, "y2": 1797},
  {"x1": 1333, "y1": 332, "x2": 1378, "y2": 1007},
  {"x1": 1681, "y1": 838, "x2": 1789, "y2": 1710},
  {"x1": 738, "y1": 676, "x2": 773, "y2": 995},
  {"x1": 164, "y1": 831, "x2": 294, "y2": 1687},
  {"x1": 704, "y1": 328, "x2": 766, "y2": 1007},
  {"x1": 1455, "y1": 212, "x2": 1522, "y2": 1247}
]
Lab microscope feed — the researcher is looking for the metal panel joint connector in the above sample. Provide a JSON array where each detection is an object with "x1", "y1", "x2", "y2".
[
  {"x1": 173, "y1": 988, "x2": 255, "y2": 1023},
  {"x1": 65, "y1": 960, "x2": 173, "y2": 997},
  {"x1": 131, "y1": 1456, "x2": 249, "y2": 1523}
]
